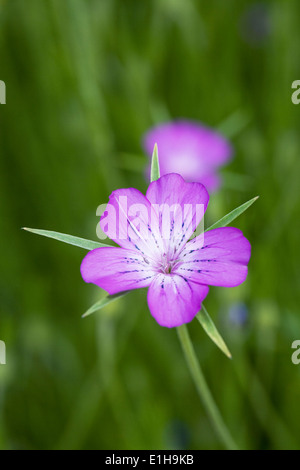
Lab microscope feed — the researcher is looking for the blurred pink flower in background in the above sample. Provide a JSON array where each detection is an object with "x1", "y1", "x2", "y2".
[{"x1": 143, "y1": 120, "x2": 233, "y2": 192}]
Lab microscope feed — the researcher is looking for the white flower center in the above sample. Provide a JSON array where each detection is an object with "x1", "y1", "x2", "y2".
[{"x1": 151, "y1": 252, "x2": 181, "y2": 275}]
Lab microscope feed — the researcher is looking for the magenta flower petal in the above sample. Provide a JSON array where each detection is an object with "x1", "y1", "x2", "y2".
[
  {"x1": 147, "y1": 274, "x2": 209, "y2": 328},
  {"x1": 143, "y1": 120, "x2": 233, "y2": 191},
  {"x1": 146, "y1": 173, "x2": 209, "y2": 248},
  {"x1": 81, "y1": 247, "x2": 156, "y2": 295},
  {"x1": 99, "y1": 187, "x2": 162, "y2": 259},
  {"x1": 176, "y1": 227, "x2": 251, "y2": 287},
  {"x1": 146, "y1": 173, "x2": 209, "y2": 210}
]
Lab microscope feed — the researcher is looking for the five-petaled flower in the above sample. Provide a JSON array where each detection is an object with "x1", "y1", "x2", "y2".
[
  {"x1": 143, "y1": 120, "x2": 232, "y2": 192},
  {"x1": 81, "y1": 174, "x2": 251, "y2": 328}
]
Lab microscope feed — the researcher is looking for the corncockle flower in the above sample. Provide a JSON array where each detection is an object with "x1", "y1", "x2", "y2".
[
  {"x1": 81, "y1": 173, "x2": 251, "y2": 328},
  {"x1": 143, "y1": 121, "x2": 232, "y2": 192}
]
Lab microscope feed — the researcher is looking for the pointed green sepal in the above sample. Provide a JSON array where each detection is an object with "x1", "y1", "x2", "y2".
[
  {"x1": 22, "y1": 227, "x2": 109, "y2": 250},
  {"x1": 196, "y1": 304, "x2": 232, "y2": 359},
  {"x1": 206, "y1": 196, "x2": 259, "y2": 232},
  {"x1": 82, "y1": 291, "x2": 129, "y2": 318},
  {"x1": 150, "y1": 143, "x2": 160, "y2": 182}
]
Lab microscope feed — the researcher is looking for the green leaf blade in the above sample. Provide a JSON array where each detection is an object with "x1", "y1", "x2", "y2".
[
  {"x1": 150, "y1": 143, "x2": 160, "y2": 182},
  {"x1": 82, "y1": 291, "x2": 129, "y2": 318},
  {"x1": 206, "y1": 196, "x2": 259, "y2": 232},
  {"x1": 196, "y1": 304, "x2": 232, "y2": 359},
  {"x1": 22, "y1": 227, "x2": 110, "y2": 250}
]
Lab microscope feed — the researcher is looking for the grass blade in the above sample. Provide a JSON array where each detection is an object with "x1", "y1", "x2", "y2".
[
  {"x1": 205, "y1": 196, "x2": 259, "y2": 232},
  {"x1": 217, "y1": 108, "x2": 251, "y2": 139},
  {"x1": 22, "y1": 227, "x2": 110, "y2": 250},
  {"x1": 150, "y1": 143, "x2": 160, "y2": 182},
  {"x1": 82, "y1": 292, "x2": 129, "y2": 318},
  {"x1": 196, "y1": 304, "x2": 232, "y2": 359}
]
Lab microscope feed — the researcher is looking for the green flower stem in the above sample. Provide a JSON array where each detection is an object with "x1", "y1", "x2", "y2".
[{"x1": 176, "y1": 324, "x2": 239, "y2": 450}]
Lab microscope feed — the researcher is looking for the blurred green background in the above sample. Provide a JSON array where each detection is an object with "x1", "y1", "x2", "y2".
[{"x1": 1, "y1": 0, "x2": 300, "y2": 450}]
